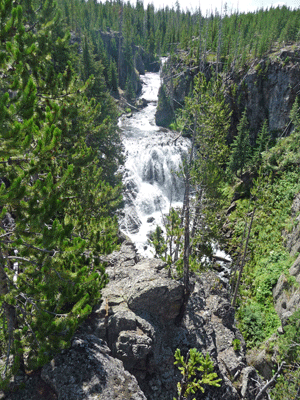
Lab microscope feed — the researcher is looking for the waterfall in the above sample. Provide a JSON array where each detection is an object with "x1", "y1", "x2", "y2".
[{"x1": 118, "y1": 70, "x2": 190, "y2": 257}]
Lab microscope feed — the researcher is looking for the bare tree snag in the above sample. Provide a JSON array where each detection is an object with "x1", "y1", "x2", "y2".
[
  {"x1": 232, "y1": 207, "x2": 256, "y2": 308},
  {"x1": 255, "y1": 362, "x2": 286, "y2": 400}
]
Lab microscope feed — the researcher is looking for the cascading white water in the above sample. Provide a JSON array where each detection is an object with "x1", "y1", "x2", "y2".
[{"x1": 118, "y1": 70, "x2": 190, "y2": 257}]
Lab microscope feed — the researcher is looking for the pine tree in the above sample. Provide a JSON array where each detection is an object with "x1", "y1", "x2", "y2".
[
  {"x1": 109, "y1": 58, "x2": 118, "y2": 92},
  {"x1": 125, "y1": 76, "x2": 135, "y2": 101},
  {"x1": 0, "y1": 0, "x2": 121, "y2": 384},
  {"x1": 148, "y1": 226, "x2": 167, "y2": 258},
  {"x1": 252, "y1": 120, "x2": 270, "y2": 167},
  {"x1": 173, "y1": 348, "x2": 221, "y2": 400},
  {"x1": 227, "y1": 109, "x2": 252, "y2": 178}
]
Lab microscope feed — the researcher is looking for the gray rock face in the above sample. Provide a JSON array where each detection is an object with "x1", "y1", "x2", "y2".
[
  {"x1": 246, "y1": 334, "x2": 278, "y2": 380},
  {"x1": 41, "y1": 334, "x2": 147, "y2": 400},
  {"x1": 82, "y1": 240, "x2": 262, "y2": 400},
  {"x1": 289, "y1": 253, "x2": 300, "y2": 283},
  {"x1": 273, "y1": 192, "x2": 300, "y2": 325},
  {"x1": 284, "y1": 192, "x2": 300, "y2": 257},
  {"x1": 156, "y1": 46, "x2": 300, "y2": 140},
  {"x1": 237, "y1": 57, "x2": 299, "y2": 138},
  {"x1": 273, "y1": 272, "x2": 300, "y2": 326}
]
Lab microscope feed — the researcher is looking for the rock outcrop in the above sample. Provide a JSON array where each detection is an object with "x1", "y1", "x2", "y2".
[
  {"x1": 81, "y1": 240, "x2": 263, "y2": 400},
  {"x1": 273, "y1": 192, "x2": 300, "y2": 326},
  {"x1": 41, "y1": 335, "x2": 147, "y2": 400},
  {"x1": 3, "y1": 240, "x2": 264, "y2": 400},
  {"x1": 2, "y1": 335, "x2": 146, "y2": 400},
  {"x1": 227, "y1": 46, "x2": 300, "y2": 141},
  {"x1": 273, "y1": 254, "x2": 300, "y2": 326}
]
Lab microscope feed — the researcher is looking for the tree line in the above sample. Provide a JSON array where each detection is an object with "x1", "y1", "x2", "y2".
[{"x1": 53, "y1": 1, "x2": 300, "y2": 97}]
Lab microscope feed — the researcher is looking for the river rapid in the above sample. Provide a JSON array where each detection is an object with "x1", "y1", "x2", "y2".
[{"x1": 118, "y1": 69, "x2": 190, "y2": 257}]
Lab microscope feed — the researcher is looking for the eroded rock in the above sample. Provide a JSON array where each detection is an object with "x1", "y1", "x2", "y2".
[
  {"x1": 81, "y1": 242, "x2": 262, "y2": 400},
  {"x1": 6, "y1": 240, "x2": 264, "y2": 400},
  {"x1": 41, "y1": 334, "x2": 147, "y2": 400},
  {"x1": 273, "y1": 273, "x2": 300, "y2": 325},
  {"x1": 273, "y1": 192, "x2": 300, "y2": 325}
]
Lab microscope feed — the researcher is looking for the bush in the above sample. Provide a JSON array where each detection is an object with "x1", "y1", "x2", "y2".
[{"x1": 232, "y1": 339, "x2": 241, "y2": 352}]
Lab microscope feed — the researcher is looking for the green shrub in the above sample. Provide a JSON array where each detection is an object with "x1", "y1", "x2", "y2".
[
  {"x1": 232, "y1": 339, "x2": 241, "y2": 352},
  {"x1": 269, "y1": 309, "x2": 300, "y2": 399},
  {"x1": 237, "y1": 302, "x2": 280, "y2": 348},
  {"x1": 173, "y1": 348, "x2": 221, "y2": 399}
]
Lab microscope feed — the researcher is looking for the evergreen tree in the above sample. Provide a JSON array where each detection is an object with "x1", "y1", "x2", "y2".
[
  {"x1": 173, "y1": 348, "x2": 221, "y2": 400},
  {"x1": 109, "y1": 58, "x2": 118, "y2": 92},
  {"x1": 252, "y1": 120, "x2": 270, "y2": 167},
  {"x1": 0, "y1": 0, "x2": 121, "y2": 384},
  {"x1": 227, "y1": 110, "x2": 252, "y2": 178},
  {"x1": 184, "y1": 74, "x2": 231, "y2": 262},
  {"x1": 125, "y1": 76, "x2": 135, "y2": 101},
  {"x1": 148, "y1": 226, "x2": 167, "y2": 259}
]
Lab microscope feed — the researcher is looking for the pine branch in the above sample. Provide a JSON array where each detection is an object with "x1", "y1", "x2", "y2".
[
  {"x1": 0, "y1": 233, "x2": 12, "y2": 238},
  {"x1": 21, "y1": 243, "x2": 60, "y2": 255},
  {"x1": 25, "y1": 21, "x2": 39, "y2": 33},
  {"x1": 36, "y1": 91, "x2": 80, "y2": 99},
  {"x1": 0, "y1": 157, "x2": 30, "y2": 165},
  {"x1": 0, "y1": 239, "x2": 61, "y2": 256},
  {"x1": 17, "y1": 292, "x2": 69, "y2": 318},
  {"x1": 15, "y1": 304, "x2": 40, "y2": 347},
  {"x1": 6, "y1": 256, "x2": 39, "y2": 265}
]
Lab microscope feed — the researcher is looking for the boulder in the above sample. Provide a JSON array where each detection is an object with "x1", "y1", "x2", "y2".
[{"x1": 41, "y1": 334, "x2": 147, "y2": 400}]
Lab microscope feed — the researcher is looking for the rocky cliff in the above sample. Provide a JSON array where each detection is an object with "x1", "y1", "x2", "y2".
[
  {"x1": 273, "y1": 192, "x2": 300, "y2": 326},
  {"x1": 3, "y1": 240, "x2": 266, "y2": 400},
  {"x1": 90, "y1": 240, "x2": 262, "y2": 400},
  {"x1": 156, "y1": 45, "x2": 300, "y2": 141}
]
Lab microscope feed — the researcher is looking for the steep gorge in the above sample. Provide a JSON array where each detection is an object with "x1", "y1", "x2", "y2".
[{"x1": 156, "y1": 45, "x2": 300, "y2": 142}]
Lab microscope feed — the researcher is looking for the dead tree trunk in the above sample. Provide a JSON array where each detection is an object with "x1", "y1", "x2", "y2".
[
  {"x1": 230, "y1": 215, "x2": 248, "y2": 297},
  {"x1": 216, "y1": 4, "x2": 223, "y2": 76},
  {"x1": 0, "y1": 250, "x2": 18, "y2": 377},
  {"x1": 255, "y1": 362, "x2": 286, "y2": 400},
  {"x1": 183, "y1": 112, "x2": 197, "y2": 297},
  {"x1": 232, "y1": 208, "x2": 256, "y2": 308},
  {"x1": 118, "y1": 3, "x2": 123, "y2": 82}
]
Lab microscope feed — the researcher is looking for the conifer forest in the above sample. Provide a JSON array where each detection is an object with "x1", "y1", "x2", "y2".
[{"x1": 1, "y1": 0, "x2": 300, "y2": 399}]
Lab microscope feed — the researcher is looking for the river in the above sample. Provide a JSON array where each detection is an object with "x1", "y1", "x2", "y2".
[{"x1": 118, "y1": 69, "x2": 190, "y2": 257}]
